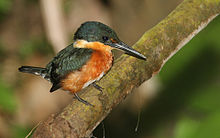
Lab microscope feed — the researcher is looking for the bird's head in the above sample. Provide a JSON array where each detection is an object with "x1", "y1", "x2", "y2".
[{"x1": 74, "y1": 21, "x2": 146, "y2": 60}]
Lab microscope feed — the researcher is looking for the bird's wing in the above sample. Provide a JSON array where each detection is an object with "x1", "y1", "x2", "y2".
[{"x1": 46, "y1": 44, "x2": 93, "y2": 92}]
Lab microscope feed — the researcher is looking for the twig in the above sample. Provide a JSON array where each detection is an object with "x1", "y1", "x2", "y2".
[{"x1": 25, "y1": 121, "x2": 42, "y2": 138}]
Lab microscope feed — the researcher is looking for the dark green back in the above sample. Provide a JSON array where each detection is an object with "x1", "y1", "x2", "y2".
[{"x1": 45, "y1": 44, "x2": 93, "y2": 89}]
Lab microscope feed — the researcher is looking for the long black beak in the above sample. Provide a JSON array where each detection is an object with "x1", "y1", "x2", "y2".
[{"x1": 110, "y1": 41, "x2": 146, "y2": 60}]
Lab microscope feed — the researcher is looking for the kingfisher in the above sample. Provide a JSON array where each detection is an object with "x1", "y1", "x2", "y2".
[{"x1": 18, "y1": 21, "x2": 146, "y2": 105}]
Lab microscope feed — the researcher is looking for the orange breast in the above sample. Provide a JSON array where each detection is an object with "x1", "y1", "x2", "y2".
[{"x1": 61, "y1": 42, "x2": 113, "y2": 93}]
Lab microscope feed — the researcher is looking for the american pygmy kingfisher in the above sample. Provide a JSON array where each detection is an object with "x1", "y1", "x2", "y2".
[{"x1": 18, "y1": 21, "x2": 146, "y2": 105}]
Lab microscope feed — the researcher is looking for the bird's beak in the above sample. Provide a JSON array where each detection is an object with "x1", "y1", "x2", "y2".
[{"x1": 109, "y1": 41, "x2": 146, "y2": 60}]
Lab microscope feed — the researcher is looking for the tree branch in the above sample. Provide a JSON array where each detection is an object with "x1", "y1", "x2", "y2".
[
  {"x1": 32, "y1": 0, "x2": 220, "y2": 137},
  {"x1": 40, "y1": 0, "x2": 68, "y2": 52}
]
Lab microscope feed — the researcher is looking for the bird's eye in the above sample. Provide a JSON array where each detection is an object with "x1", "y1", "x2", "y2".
[{"x1": 102, "y1": 36, "x2": 109, "y2": 42}]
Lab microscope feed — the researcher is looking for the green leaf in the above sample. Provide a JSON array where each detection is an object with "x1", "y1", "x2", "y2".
[
  {"x1": 11, "y1": 125, "x2": 31, "y2": 138},
  {"x1": 189, "y1": 85, "x2": 220, "y2": 112},
  {"x1": 18, "y1": 38, "x2": 53, "y2": 60},
  {"x1": 192, "y1": 112, "x2": 220, "y2": 138}
]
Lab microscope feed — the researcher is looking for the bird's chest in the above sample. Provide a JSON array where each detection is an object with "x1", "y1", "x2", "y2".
[{"x1": 61, "y1": 49, "x2": 113, "y2": 93}]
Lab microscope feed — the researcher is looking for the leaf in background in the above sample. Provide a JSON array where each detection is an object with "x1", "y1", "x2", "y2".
[
  {"x1": 0, "y1": 0, "x2": 12, "y2": 13},
  {"x1": 0, "y1": 0, "x2": 13, "y2": 21},
  {"x1": 174, "y1": 117, "x2": 200, "y2": 138},
  {"x1": 191, "y1": 112, "x2": 220, "y2": 138},
  {"x1": 189, "y1": 85, "x2": 220, "y2": 112},
  {"x1": 173, "y1": 84, "x2": 220, "y2": 138},
  {"x1": 0, "y1": 79, "x2": 17, "y2": 113},
  {"x1": 11, "y1": 125, "x2": 31, "y2": 138},
  {"x1": 18, "y1": 37, "x2": 53, "y2": 61},
  {"x1": 175, "y1": 112, "x2": 220, "y2": 138}
]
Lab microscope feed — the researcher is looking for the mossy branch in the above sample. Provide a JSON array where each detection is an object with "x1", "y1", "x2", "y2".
[{"x1": 32, "y1": 0, "x2": 220, "y2": 137}]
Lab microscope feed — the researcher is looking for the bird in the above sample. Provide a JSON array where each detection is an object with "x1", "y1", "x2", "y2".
[{"x1": 18, "y1": 21, "x2": 146, "y2": 106}]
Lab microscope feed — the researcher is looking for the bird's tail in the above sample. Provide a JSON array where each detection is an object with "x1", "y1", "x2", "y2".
[{"x1": 18, "y1": 66, "x2": 47, "y2": 78}]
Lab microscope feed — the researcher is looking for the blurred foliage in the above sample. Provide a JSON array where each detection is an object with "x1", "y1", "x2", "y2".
[
  {"x1": 18, "y1": 37, "x2": 53, "y2": 61},
  {"x1": 175, "y1": 85, "x2": 220, "y2": 138},
  {"x1": 11, "y1": 125, "x2": 31, "y2": 138},
  {"x1": 0, "y1": 0, "x2": 13, "y2": 20},
  {"x1": 0, "y1": 78, "x2": 17, "y2": 113}
]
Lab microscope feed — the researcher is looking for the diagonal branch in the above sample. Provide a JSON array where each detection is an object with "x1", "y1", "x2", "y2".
[{"x1": 32, "y1": 0, "x2": 220, "y2": 137}]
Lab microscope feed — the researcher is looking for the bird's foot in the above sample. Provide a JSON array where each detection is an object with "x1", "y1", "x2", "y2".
[
  {"x1": 92, "y1": 83, "x2": 104, "y2": 94},
  {"x1": 74, "y1": 93, "x2": 93, "y2": 106}
]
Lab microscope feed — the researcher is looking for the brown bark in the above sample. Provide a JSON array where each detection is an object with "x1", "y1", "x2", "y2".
[{"x1": 32, "y1": 0, "x2": 220, "y2": 137}]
